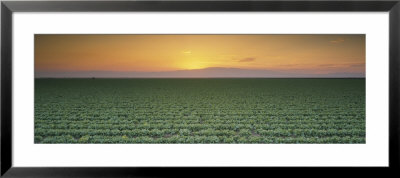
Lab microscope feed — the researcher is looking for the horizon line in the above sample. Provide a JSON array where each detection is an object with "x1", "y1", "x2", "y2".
[{"x1": 35, "y1": 66, "x2": 366, "y2": 72}]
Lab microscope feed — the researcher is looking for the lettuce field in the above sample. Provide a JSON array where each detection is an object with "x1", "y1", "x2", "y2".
[{"x1": 34, "y1": 78, "x2": 365, "y2": 144}]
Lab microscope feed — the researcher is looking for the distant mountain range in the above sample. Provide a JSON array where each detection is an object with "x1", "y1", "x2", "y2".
[{"x1": 35, "y1": 67, "x2": 365, "y2": 78}]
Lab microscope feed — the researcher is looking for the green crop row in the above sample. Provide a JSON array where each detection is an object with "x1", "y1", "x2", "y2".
[{"x1": 34, "y1": 78, "x2": 366, "y2": 144}]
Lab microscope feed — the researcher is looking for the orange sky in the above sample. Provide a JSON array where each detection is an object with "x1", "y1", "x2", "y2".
[{"x1": 35, "y1": 34, "x2": 365, "y2": 75}]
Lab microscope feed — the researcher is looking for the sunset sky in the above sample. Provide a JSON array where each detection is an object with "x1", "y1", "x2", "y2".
[{"x1": 35, "y1": 34, "x2": 365, "y2": 78}]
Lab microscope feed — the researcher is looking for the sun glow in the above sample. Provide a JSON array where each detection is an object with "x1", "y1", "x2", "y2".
[{"x1": 180, "y1": 59, "x2": 208, "y2": 70}]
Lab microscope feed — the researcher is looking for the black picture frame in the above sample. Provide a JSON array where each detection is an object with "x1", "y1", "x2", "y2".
[{"x1": 1, "y1": 0, "x2": 399, "y2": 177}]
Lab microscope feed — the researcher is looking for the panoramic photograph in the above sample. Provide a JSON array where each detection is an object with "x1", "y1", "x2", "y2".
[{"x1": 34, "y1": 34, "x2": 365, "y2": 144}]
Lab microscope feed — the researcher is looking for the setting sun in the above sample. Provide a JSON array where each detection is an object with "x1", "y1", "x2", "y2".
[{"x1": 180, "y1": 59, "x2": 208, "y2": 70}]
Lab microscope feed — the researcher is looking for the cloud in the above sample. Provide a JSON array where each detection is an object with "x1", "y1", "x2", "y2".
[
  {"x1": 238, "y1": 57, "x2": 256, "y2": 62},
  {"x1": 349, "y1": 63, "x2": 365, "y2": 68},
  {"x1": 330, "y1": 38, "x2": 345, "y2": 44},
  {"x1": 318, "y1": 63, "x2": 365, "y2": 68},
  {"x1": 318, "y1": 64, "x2": 339, "y2": 67}
]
